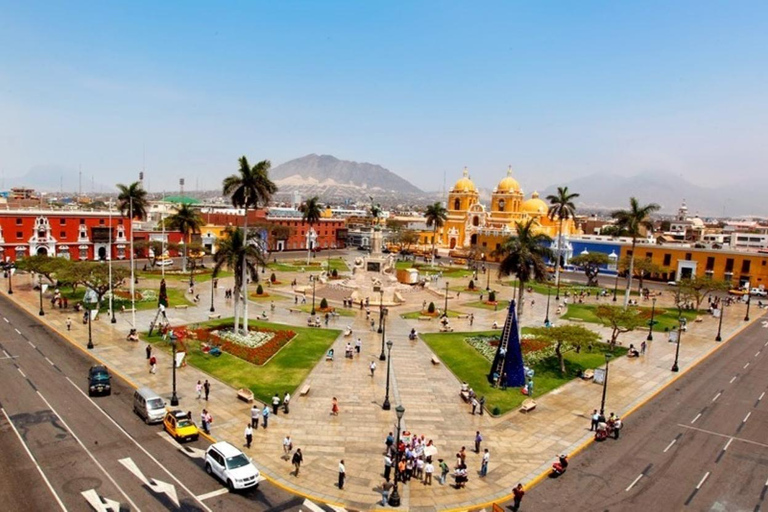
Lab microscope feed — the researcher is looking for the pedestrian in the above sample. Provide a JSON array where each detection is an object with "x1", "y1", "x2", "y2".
[
  {"x1": 66, "y1": 317, "x2": 72, "y2": 331},
  {"x1": 272, "y1": 394, "x2": 280, "y2": 415},
  {"x1": 512, "y1": 483, "x2": 525, "y2": 511},
  {"x1": 416, "y1": 457, "x2": 425, "y2": 481},
  {"x1": 478, "y1": 396, "x2": 485, "y2": 416},
  {"x1": 283, "y1": 435, "x2": 293, "y2": 457},
  {"x1": 244, "y1": 423, "x2": 253, "y2": 449},
  {"x1": 384, "y1": 453, "x2": 393, "y2": 481},
  {"x1": 370, "y1": 360, "x2": 376, "y2": 377},
  {"x1": 338, "y1": 460, "x2": 346, "y2": 489},
  {"x1": 471, "y1": 397, "x2": 478, "y2": 415},
  {"x1": 469, "y1": 313, "x2": 474, "y2": 326},
  {"x1": 397, "y1": 458, "x2": 407, "y2": 483},
  {"x1": 480, "y1": 449, "x2": 489, "y2": 477},
  {"x1": 251, "y1": 404, "x2": 260, "y2": 428},
  {"x1": 196, "y1": 380, "x2": 203, "y2": 400},
  {"x1": 439, "y1": 458, "x2": 449, "y2": 485},
  {"x1": 474, "y1": 431, "x2": 483, "y2": 453},
  {"x1": 262, "y1": 406, "x2": 270, "y2": 428},
  {"x1": 331, "y1": 397, "x2": 339, "y2": 416},
  {"x1": 381, "y1": 478, "x2": 393, "y2": 505},
  {"x1": 614, "y1": 415, "x2": 622, "y2": 439},
  {"x1": 641, "y1": 340, "x2": 647, "y2": 355},
  {"x1": 355, "y1": 337, "x2": 362, "y2": 354},
  {"x1": 292, "y1": 448, "x2": 303, "y2": 476},
  {"x1": 459, "y1": 446, "x2": 467, "y2": 465},
  {"x1": 203, "y1": 380, "x2": 210, "y2": 401},
  {"x1": 424, "y1": 460, "x2": 434, "y2": 485},
  {"x1": 385, "y1": 431, "x2": 394, "y2": 450},
  {"x1": 590, "y1": 409, "x2": 599, "y2": 431},
  {"x1": 283, "y1": 392, "x2": 291, "y2": 414},
  {"x1": 201, "y1": 409, "x2": 209, "y2": 433},
  {"x1": 149, "y1": 355, "x2": 157, "y2": 374}
]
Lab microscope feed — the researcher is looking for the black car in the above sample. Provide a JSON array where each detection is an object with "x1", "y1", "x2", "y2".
[{"x1": 88, "y1": 365, "x2": 112, "y2": 396}]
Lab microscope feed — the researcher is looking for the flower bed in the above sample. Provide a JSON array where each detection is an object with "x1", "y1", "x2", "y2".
[
  {"x1": 181, "y1": 325, "x2": 297, "y2": 365},
  {"x1": 465, "y1": 334, "x2": 555, "y2": 365}
]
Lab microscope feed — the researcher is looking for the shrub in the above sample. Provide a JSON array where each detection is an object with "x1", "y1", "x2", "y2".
[
  {"x1": 427, "y1": 302, "x2": 436, "y2": 313},
  {"x1": 488, "y1": 291, "x2": 496, "y2": 302},
  {"x1": 492, "y1": 406, "x2": 501, "y2": 416},
  {"x1": 256, "y1": 284, "x2": 264, "y2": 295},
  {"x1": 468, "y1": 280, "x2": 475, "y2": 290},
  {"x1": 320, "y1": 298, "x2": 329, "y2": 309},
  {"x1": 331, "y1": 268, "x2": 338, "y2": 277},
  {"x1": 270, "y1": 273, "x2": 277, "y2": 283}
]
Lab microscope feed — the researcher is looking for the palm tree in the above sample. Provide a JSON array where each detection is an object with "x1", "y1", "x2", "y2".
[
  {"x1": 299, "y1": 196, "x2": 322, "y2": 265},
  {"x1": 424, "y1": 202, "x2": 448, "y2": 265},
  {"x1": 222, "y1": 157, "x2": 276, "y2": 333},
  {"x1": 212, "y1": 227, "x2": 265, "y2": 334},
  {"x1": 497, "y1": 219, "x2": 553, "y2": 319},
  {"x1": 165, "y1": 203, "x2": 204, "y2": 274},
  {"x1": 116, "y1": 181, "x2": 149, "y2": 328},
  {"x1": 546, "y1": 186, "x2": 579, "y2": 300},
  {"x1": 611, "y1": 197, "x2": 660, "y2": 307}
]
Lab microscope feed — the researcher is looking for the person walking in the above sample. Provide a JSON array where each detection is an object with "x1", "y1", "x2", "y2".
[
  {"x1": 201, "y1": 409, "x2": 209, "y2": 434},
  {"x1": 470, "y1": 397, "x2": 478, "y2": 415},
  {"x1": 424, "y1": 460, "x2": 434, "y2": 485},
  {"x1": 283, "y1": 392, "x2": 291, "y2": 414},
  {"x1": 283, "y1": 435, "x2": 293, "y2": 457},
  {"x1": 370, "y1": 361, "x2": 376, "y2": 377},
  {"x1": 250, "y1": 404, "x2": 260, "y2": 429},
  {"x1": 512, "y1": 483, "x2": 525, "y2": 511},
  {"x1": 439, "y1": 458, "x2": 449, "y2": 485},
  {"x1": 474, "y1": 431, "x2": 483, "y2": 453},
  {"x1": 590, "y1": 409, "x2": 599, "y2": 431},
  {"x1": 385, "y1": 431, "x2": 394, "y2": 451},
  {"x1": 244, "y1": 424, "x2": 253, "y2": 449},
  {"x1": 145, "y1": 344, "x2": 152, "y2": 359},
  {"x1": 272, "y1": 394, "x2": 280, "y2": 415},
  {"x1": 331, "y1": 397, "x2": 339, "y2": 416},
  {"x1": 292, "y1": 448, "x2": 303, "y2": 476},
  {"x1": 641, "y1": 340, "x2": 647, "y2": 355},
  {"x1": 338, "y1": 460, "x2": 346, "y2": 489},
  {"x1": 203, "y1": 380, "x2": 210, "y2": 401},
  {"x1": 262, "y1": 406, "x2": 270, "y2": 429},
  {"x1": 381, "y1": 478, "x2": 393, "y2": 506},
  {"x1": 478, "y1": 396, "x2": 485, "y2": 416},
  {"x1": 355, "y1": 337, "x2": 362, "y2": 354},
  {"x1": 149, "y1": 355, "x2": 157, "y2": 374},
  {"x1": 196, "y1": 380, "x2": 203, "y2": 400},
  {"x1": 480, "y1": 449, "x2": 490, "y2": 477}
]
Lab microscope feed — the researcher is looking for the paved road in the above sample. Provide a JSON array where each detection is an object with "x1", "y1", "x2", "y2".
[
  {"x1": 0, "y1": 293, "x2": 337, "y2": 512},
  {"x1": 523, "y1": 317, "x2": 768, "y2": 511}
]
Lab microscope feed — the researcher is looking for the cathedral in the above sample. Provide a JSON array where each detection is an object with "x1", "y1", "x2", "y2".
[{"x1": 427, "y1": 167, "x2": 580, "y2": 258}]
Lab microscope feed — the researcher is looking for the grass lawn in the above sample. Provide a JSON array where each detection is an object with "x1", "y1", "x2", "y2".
[
  {"x1": 394, "y1": 261, "x2": 473, "y2": 278},
  {"x1": 401, "y1": 310, "x2": 462, "y2": 319},
  {"x1": 296, "y1": 304, "x2": 356, "y2": 317},
  {"x1": 138, "y1": 269, "x2": 234, "y2": 283},
  {"x1": 267, "y1": 258, "x2": 349, "y2": 273},
  {"x1": 144, "y1": 318, "x2": 340, "y2": 403},
  {"x1": 421, "y1": 330, "x2": 626, "y2": 415},
  {"x1": 561, "y1": 303, "x2": 698, "y2": 331},
  {"x1": 61, "y1": 286, "x2": 193, "y2": 312},
  {"x1": 464, "y1": 299, "x2": 511, "y2": 311}
]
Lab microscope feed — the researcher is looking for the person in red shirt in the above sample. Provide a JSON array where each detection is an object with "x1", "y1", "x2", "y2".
[{"x1": 512, "y1": 483, "x2": 525, "y2": 511}]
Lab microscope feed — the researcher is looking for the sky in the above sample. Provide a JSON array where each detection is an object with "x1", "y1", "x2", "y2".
[{"x1": 1, "y1": 1, "x2": 767, "y2": 195}]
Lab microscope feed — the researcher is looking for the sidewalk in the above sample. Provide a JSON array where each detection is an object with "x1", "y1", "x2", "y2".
[{"x1": 5, "y1": 272, "x2": 765, "y2": 512}]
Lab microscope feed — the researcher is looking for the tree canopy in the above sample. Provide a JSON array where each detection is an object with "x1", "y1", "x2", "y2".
[
  {"x1": 569, "y1": 252, "x2": 611, "y2": 287},
  {"x1": 529, "y1": 324, "x2": 600, "y2": 375},
  {"x1": 678, "y1": 277, "x2": 729, "y2": 310},
  {"x1": 595, "y1": 305, "x2": 647, "y2": 345}
]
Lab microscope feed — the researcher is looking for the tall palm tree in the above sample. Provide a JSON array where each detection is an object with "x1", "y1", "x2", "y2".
[
  {"x1": 165, "y1": 203, "x2": 204, "y2": 274},
  {"x1": 116, "y1": 181, "x2": 149, "y2": 328},
  {"x1": 222, "y1": 157, "x2": 276, "y2": 333},
  {"x1": 424, "y1": 202, "x2": 448, "y2": 265},
  {"x1": 497, "y1": 219, "x2": 553, "y2": 319},
  {"x1": 299, "y1": 196, "x2": 322, "y2": 265},
  {"x1": 546, "y1": 186, "x2": 579, "y2": 300},
  {"x1": 611, "y1": 197, "x2": 660, "y2": 307},
  {"x1": 212, "y1": 227, "x2": 265, "y2": 334}
]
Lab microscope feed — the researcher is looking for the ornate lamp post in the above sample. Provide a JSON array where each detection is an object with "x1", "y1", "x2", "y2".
[
  {"x1": 599, "y1": 353, "x2": 613, "y2": 415},
  {"x1": 744, "y1": 293, "x2": 751, "y2": 322},
  {"x1": 109, "y1": 202, "x2": 117, "y2": 324},
  {"x1": 170, "y1": 338, "x2": 180, "y2": 406},
  {"x1": 382, "y1": 339, "x2": 393, "y2": 410},
  {"x1": 86, "y1": 296, "x2": 94, "y2": 350},
  {"x1": 379, "y1": 307, "x2": 388, "y2": 361},
  {"x1": 378, "y1": 288, "x2": 384, "y2": 334},
  {"x1": 6, "y1": 261, "x2": 14, "y2": 295},
  {"x1": 388, "y1": 405, "x2": 405, "y2": 507},
  {"x1": 671, "y1": 320, "x2": 683, "y2": 372},
  {"x1": 310, "y1": 276, "x2": 317, "y2": 316},
  {"x1": 647, "y1": 297, "x2": 657, "y2": 341},
  {"x1": 444, "y1": 281, "x2": 449, "y2": 316},
  {"x1": 612, "y1": 272, "x2": 619, "y2": 302},
  {"x1": 715, "y1": 303, "x2": 724, "y2": 342},
  {"x1": 544, "y1": 283, "x2": 552, "y2": 327},
  {"x1": 38, "y1": 274, "x2": 45, "y2": 316},
  {"x1": 209, "y1": 275, "x2": 216, "y2": 313}
]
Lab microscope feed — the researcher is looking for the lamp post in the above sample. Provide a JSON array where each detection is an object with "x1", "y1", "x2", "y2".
[
  {"x1": 744, "y1": 293, "x2": 751, "y2": 322},
  {"x1": 647, "y1": 297, "x2": 657, "y2": 341},
  {"x1": 377, "y1": 288, "x2": 384, "y2": 334},
  {"x1": 544, "y1": 283, "x2": 551, "y2": 327},
  {"x1": 210, "y1": 274, "x2": 216, "y2": 313},
  {"x1": 599, "y1": 353, "x2": 613, "y2": 415},
  {"x1": 486, "y1": 262, "x2": 491, "y2": 291},
  {"x1": 6, "y1": 261, "x2": 13, "y2": 295},
  {"x1": 382, "y1": 339, "x2": 393, "y2": 410},
  {"x1": 170, "y1": 339, "x2": 179, "y2": 406},
  {"x1": 671, "y1": 320, "x2": 683, "y2": 372},
  {"x1": 715, "y1": 303, "x2": 724, "y2": 341},
  {"x1": 379, "y1": 307, "x2": 388, "y2": 361},
  {"x1": 310, "y1": 276, "x2": 317, "y2": 316},
  {"x1": 388, "y1": 405, "x2": 405, "y2": 507},
  {"x1": 86, "y1": 298, "x2": 94, "y2": 349},
  {"x1": 612, "y1": 271, "x2": 619, "y2": 302},
  {"x1": 444, "y1": 281, "x2": 449, "y2": 316},
  {"x1": 109, "y1": 202, "x2": 116, "y2": 324},
  {"x1": 38, "y1": 274, "x2": 45, "y2": 316}
]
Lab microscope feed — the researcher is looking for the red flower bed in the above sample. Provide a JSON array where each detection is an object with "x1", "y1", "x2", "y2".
[
  {"x1": 190, "y1": 326, "x2": 297, "y2": 365},
  {"x1": 484, "y1": 336, "x2": 549, "y2": 354}
]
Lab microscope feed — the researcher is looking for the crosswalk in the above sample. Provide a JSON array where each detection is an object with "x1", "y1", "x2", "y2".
[{"x1": 301, "y1": 498, "x2": 348, "y2": 512}]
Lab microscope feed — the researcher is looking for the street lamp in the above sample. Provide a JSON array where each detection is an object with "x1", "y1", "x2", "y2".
[
  {"x1": 744, "y1": 293, "x2": 751, "y2": 322},
  {"x1": 6, "y1": 261, "x2": 13, "y2": 295},
  {"x1": 671, "y1": 320, "x2": 683, "y2": 372},
  {"x1": 612, "y1": 271, "x2": 619, "y2": 302},
  {"x1": 109, "y1": 202, "x2": 116, "y2": 324},
  {"x1": 377, "y1": 288, "x2": 384, "y2": 334},
  {"x1": 444, "y1": 281, "x2": 449, "y2": 316},
  {"x1": 170, "y1": 339, "x2": 180, "y2": 406},
  {"x1": 544, "y1": 283, "x2": 551, "y2": 327},
  {"x1": 486, "y1": 263, "x2": 491, "y2": 291},
  {"x1": 388, "y1": 405, "x2": 405, "y2": 507},
  {"x1": 38, "y1": 274, "x2": 45, "y2": 316},
  {"x1": 382, "y1": 339, "x2": 393, "y2": 410},
  {"x1": 715, "y1": 303, "x2": 724, "y2": 342},
  {"x1": 379, "y1": 307, "x2": 388, "y2": 361},
  {"x1": 647, "y1": 297, "x2": 657, "y2": 341},
  {"x1": 210, "y1": 274, "x2": 216, "y2": 313},
  {"x1": 310, "y1": 276, "x2": 317, "y2": 316},
  {"x1": 599, "y1": 353, "x2": 613, "y2": 415},
  {"x1": 86, "y1": 299, "x2": 94, "y2": 349}
]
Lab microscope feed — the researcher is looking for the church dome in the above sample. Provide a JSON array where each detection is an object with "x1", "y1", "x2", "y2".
[
  {"x1": 452, "y1": 167, "x2": 477, "y2": 193},
  {"x1": 495, "y1": 166, "x2": 521, "y2": 193},
  {"x1": 522, "y1": 191, "x2": 548, "y2": 214}
]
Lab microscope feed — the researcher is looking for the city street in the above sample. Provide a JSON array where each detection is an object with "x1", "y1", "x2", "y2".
[{"x1": 524, "y1": 317, "x2": 768, "y2": 511}]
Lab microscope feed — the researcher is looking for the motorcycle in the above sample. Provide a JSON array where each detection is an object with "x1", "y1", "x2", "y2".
[{"x1": 551, "y1": 454, "x2": 569, "y2": 476}]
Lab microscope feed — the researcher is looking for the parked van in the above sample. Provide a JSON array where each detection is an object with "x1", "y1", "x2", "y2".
[{"x1": 133, "y1": 387, "x2": 166, "y2": 424}]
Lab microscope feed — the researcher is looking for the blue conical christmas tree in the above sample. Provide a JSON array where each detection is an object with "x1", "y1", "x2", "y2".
[{"x1": 488, "y1": 300, "x2": 526, "y2": 388}]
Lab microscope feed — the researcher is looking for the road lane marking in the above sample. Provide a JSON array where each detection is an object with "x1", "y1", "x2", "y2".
[
  {"x1": 712, "y1": 392, "x2": 722, "y2": 402},
  {"x1": 156, "y1": 431, "x2": 207, "y2": 459},
  {"x1": 303, "y1": 499, "x2": 327, "y2": 512},
  {"x1": 14, "y1": 328, "x2": 20, "y2": 335},
  {"x1": 196, "y1": 488, "x2": 229, "y2": 501},
  {"x1": 759, "y1": 392, "x2": 765, "y2": 402},
  {"x1": 119, "y1": 458, "x2": 179, "y2": 508},
  {"x1": 744, "y1": 362, "x2": 750, "y2": 369},
  {"x1": 678, "y1": 424, "x2": 768, "y2": 448},
  {"x1": 65, "y1": 377, "x2": 213, "y2": 512},
  {"x1": 743, "y1": 412, "x2": 751, "y2": 423},
  {"x1": 3, "y1": 317, "x2": 8, "y2": 322},
  {"x1": 663, "y1": 439, "x2": 677, "y2": 452},
  {"x1": 756, "y1": 351, "x2": 761, "y2": 357},
  {"x1": 34, "y1": 390, "x2": 141, "y2": 511},
  {"x1": 691, "y1": 413, "x2": 702, "y2": 424},
  {"x1": 28, "y1": 341, "x2": 35, "y2": 349},
  {"x1": 81, "y1": 489, "x2": 121, "y2": 512},
  {"x1": 1, "y1": 408, "x2": 67, "y2": 511},
  {"x1": 730, "y1": 376, "x2": 737, "y2": 384},
  {"x1": 697, "y1": 472, "x2": 710, "y2": 490},
  {"x1": 17, "y1": 368, "x2": 25, "y2": 378},
  {"x1": 2, "y1": 350, "x2": 10, "y2": 358},
  {"x1": 723, "y1": 438, "x2": 733, "y2": 451},
  {"x1": 44, "y1": 357, "x2": 54, "y2": 366},
  {"x1": 625, "y1": 474, "x2": 643, "y2": 491}
]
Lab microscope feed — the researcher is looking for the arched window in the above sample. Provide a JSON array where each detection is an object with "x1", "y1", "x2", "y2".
[
  {"x1": 470, "y1": 234, "x2": 478, "y2": 245},
  {"x1": 454, "y1": 198, "x2": 461, "y2": 210},
  {"x1": 472, "y1": 216, "x2": 479, "y2": 227},
  {"x1": 498, "y1": 199, "x2": 505, "y2": 211}
]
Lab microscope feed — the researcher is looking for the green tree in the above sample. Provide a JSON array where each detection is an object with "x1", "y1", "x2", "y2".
[
  {"x1": 116, "y1": 181, "x2": 148, "y2": 220},
  {"x1": 529, "y1": 325, "x2": 600, "y2": 375},
  {"x1": 611, "y1": 197, "x2": 660, "y2": 307},
  {"x1": 63, "y1": 262, "x2": 129, "y2": 305},
  {"x1": 546, "y1": 186, "x2": 579, "y2": 297},
  {"x1": 427, "y1": 301, "x2": 436, "y2": 314},
  {"x1": 14, "y1": 255, "x2": 70, "y2": 284},
  {"x1": 496, "y1": 219, "x2": 553, "y2": 319},
  {"x1": 618, "y1": 256, "x2": 666, "y2": 292},
  {"x1": 678, "y1": 277, "x2": 729, "y2": 310},
  {"x1": 222, "y1": 157, "x2": 276, "y2": 333},
  {"x1": 299, "y1": 196, "x2": 323, "y2": 264},
  {"x1": 569, "y1": 252, "x2": 611, "y2": 287},
  {"x1": 256, "y1": 284, "x2": 264, "y2": 295},
  {"x1": 398, "y1": 229, "x2": 420, "y2": 252},
  {"x1": 165, "y1": 203, "x2": 204, "y2": 272},
  {"x1": 320, "y1": 297, "x2": 329, "y2": 309},
  {"x1": 424, "y1": 202, "x2": 448, "y2": 265},
  {"x1": 595, "y1": 305, "x2": 647, "y2": 346}
]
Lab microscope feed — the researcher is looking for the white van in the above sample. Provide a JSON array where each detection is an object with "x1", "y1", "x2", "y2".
[
  {"x1": 133, "y1": 387, "x2": 166, "y2": 424},
  {"x1": 205, "y1": 441, "x2": 260, "y2": 490}
]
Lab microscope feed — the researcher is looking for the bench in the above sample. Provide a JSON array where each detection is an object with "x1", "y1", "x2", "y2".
[
  {"x1": 237, "y1": 388, "x2": 254, "y2": 403},
  {"x1": 208, "y1": 313, "x2": 221, "y2": 320},
  {"x1": 581, "y1": 369, "x2": 595, "y2": 380},
  {"x1": 417, "y1": 316, "x2": 433, "y2": 321},
  {"x1": 456, "y1": 314, "x2": 469, "y2": 319},
  {"x1": 431, "y1": 356, "x2": 440, "y2": 365},
  {"x1": 300, "y1": 384, "x2": 311, "y2": 396},
  {"x1": 520, "y1": 398, "x2": 537, "y2": 413},
  {"x1": 174, "y1": 305, "x2": 189, "y2": 310}
]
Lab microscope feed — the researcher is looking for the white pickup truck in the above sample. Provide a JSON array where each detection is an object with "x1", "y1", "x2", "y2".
[{"x1": 750, "y1": 287, "x2": 767, "y2": 297}]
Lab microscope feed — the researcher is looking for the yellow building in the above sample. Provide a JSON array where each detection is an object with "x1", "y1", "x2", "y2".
[{"x1": 422, "y1": 167, "x2": 579, "y2": 258}]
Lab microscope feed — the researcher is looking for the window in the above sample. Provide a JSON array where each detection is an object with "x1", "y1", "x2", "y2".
[
  {"x1": 118, "y1": 219, "x2": 123, "y2": 225},
  {"x1": 685, "y1": 253, "x2": 692, "y2": 260},
  {"x1": 454, "y1": 198, "x2": 461, "y2": 210},
  {"x1": 663, "y1": 254, "x2": 671, "y2": 266},
  {"x1": 741, "y1": 260, "x2": 751, "y2": 274},
  {"x1": 498, "y1": 199, "x2": 505, "y2": 211},
  {"x1": 60, "y1": 231, "x2": 67, "y2": 239},
  {"x1": 16, "y1": 218, "x2": 22, "y2": 225},
  {"x1": 725, "y1": 258, "x2": 734, "y2": 273},
  {"x1": 645, "y1": 252, "x2": 653, "y2": 260},
  {"x1": 16, "y1": 231, "x2": 23, "y2": 239},
  {"x1": 80, "y1": 218, "x2": 86, "y2": 225},
  {"x1": 99, "y1": 219, "x2": 105, "y2": 225},
  {"x1": 706, "y1": 257, "x2": 715, "y2": 271},
  {"x1": 59, "y1": 218, "x2": 66, "y2": 225}
]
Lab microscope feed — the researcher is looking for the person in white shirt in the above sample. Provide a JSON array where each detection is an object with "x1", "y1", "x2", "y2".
[
  {"x1": 283, "y1": 435, "x2": 293, "y2": 456},
  {"x1": 338, "y1": 460, "x2": 346, "y2": 489},
  {"x1": 370, "y1": 361, "x2": 376, "y2": 377},
  {"x1": 250, "y1": 404, "x2": 260, "y2": 429},
  {"x1": 424, "y1": 460, "x2": 434, "y2": 485},
  {"x1": 283, "y1": 392, "x2": 291, "y2": 414},
  {"x1": 244, "y1": 424, "x2": 253, "y2": 449},
  {"x1": 272, "y1": 394, "x2": 281, "y2": 415},
  {"x1": 481, "y1": 449, "x2": 490, "y2": 477}
]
